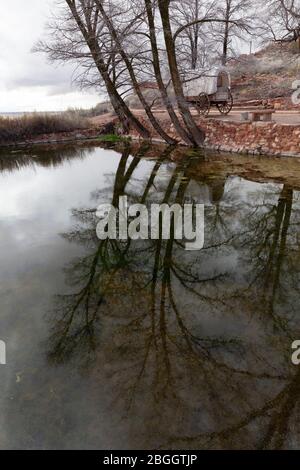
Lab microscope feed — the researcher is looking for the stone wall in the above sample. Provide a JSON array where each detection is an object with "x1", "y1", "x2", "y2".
[
  {"x1": 200, "y1": 119, "x2": 300, "y2": 157},
  {"x1": 129, "y1": 115, "x2": 300, "y2": 158}
]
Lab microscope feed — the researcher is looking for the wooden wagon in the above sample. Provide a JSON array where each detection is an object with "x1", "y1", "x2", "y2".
[{"x1": 182, "y1": 68, "x2": 233, "y2": 117}]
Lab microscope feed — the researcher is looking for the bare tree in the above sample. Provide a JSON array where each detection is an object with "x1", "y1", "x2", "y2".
[
  {"x1": 260, "y1": 0, "x2": 300, "y2": 48},
  {"x1": 94, "y1": 0, "x2": 179, "y2": 144},
  {"x1": 37, "y1": 0, "x2": 151, "y2": 138},
  {"x1": 144, "y1": 0, "x2": 196, "y2": 145},
  {"x1": 172, "y1": 0, "x2": 216, "y2": 70},
  {"x1": 157, "y1": 0, "x2": 206, "y2": 146},
  {"x1": 37, "y1": 0, "x2": 257, "y2": 147},
  {"x1": 213, "y1": 0, "x2": 255, "y2": 65},
  {"x1": 171, "y1": 0, "x2": 255, "y2": 67}
]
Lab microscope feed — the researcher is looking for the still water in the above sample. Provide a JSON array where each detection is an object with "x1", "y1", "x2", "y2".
[{"x1": 1, "y1": 142, "x2": 300, "y2": 449}]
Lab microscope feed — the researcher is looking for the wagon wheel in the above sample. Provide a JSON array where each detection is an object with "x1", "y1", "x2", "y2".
[
  {"x1": 216, "y1": 90, "x2": 233, "y2": 115},
  {"x1": 194, "y1": 93, "x2": 210, "y2": 117}
]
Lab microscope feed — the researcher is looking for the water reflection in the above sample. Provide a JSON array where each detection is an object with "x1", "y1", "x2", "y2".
[
  {"x1": 1, "y1": 143, "x2": 300, "y2": 449},
  {"x1": 47, "y1": 145, "x2": 300, "y2": 449}
]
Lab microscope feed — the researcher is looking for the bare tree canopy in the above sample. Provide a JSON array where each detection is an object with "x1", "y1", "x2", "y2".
[
  {"x1": 36, "y1": 0, "x2": 278, "y2": 146},
  {"x1": 260, "y1": 0, "x2": 300, "y2": 46}
]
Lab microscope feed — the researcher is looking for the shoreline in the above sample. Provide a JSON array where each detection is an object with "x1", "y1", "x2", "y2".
[{"x1": 1, "y1": 112, "x2": 300, "y2": 159}]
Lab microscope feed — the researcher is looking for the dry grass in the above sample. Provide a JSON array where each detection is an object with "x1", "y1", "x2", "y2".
[
  {"x1": 0, "y1": 112, "x2": 88, "y2": 144},
  {"x1": 66, "y1": 101, "x2": 114, "y2": 118}
]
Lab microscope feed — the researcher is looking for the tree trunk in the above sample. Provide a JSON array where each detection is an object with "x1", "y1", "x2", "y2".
[
  {"x1": 90, "y1": 37, "x2": 150, "y2": 138},
  {"x1": 95, "y1": 0, "x2": 176, "y2": 145},
  {"x1": 222, "y1": 4, "x2": 230, "y2": 66},
  {"x1": 145, "y1": 0, "x2": 194, "y2": 146},
  {"x1": 157, "y1": 0, "x2": 205, "y2": 147},
  {"x1": 191, "y1": 0, "x2": 200, "y2": 69},
  {"x1": 65, "y1": 0, "x2": 150, "y2": 139}
]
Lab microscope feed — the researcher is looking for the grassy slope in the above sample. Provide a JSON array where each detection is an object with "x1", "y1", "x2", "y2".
[{"x1": 229, "y1": 42, "x2": 300, "y2": 103}]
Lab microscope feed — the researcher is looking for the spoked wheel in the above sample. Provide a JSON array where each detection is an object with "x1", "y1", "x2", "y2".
[
  {"x1": 194, "y1": 92, "x2": 210, "y2": 117},
  {"x1": 216, "y1": 90, "x2": 233, "y2": 115}
]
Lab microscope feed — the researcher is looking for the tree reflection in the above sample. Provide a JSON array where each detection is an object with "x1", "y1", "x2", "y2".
[
  {"x1": 48, "y1": 144, "x2": 300, "y2": 449},
  {"x1": 238, "y1": 184, "x2": 297, "y2": 332},
  {"x1": 0, "y1": 144, "x2": 95, "y2": 173}
]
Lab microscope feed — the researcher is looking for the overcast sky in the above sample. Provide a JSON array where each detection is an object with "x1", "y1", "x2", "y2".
[{"x1": 0, "y1": 0, "x2": 100, "y2": 112}]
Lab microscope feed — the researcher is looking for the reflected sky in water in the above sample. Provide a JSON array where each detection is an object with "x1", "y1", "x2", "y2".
[{"x1": 1, "y1": 143, "x2": 300, "y2": 449}]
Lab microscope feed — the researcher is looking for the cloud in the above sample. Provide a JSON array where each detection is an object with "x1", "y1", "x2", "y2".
[{"x1": 0, "y1": 0, "x2": 100, "y2": 112}]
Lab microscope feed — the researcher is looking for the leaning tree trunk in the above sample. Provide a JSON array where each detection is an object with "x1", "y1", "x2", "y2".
[
  {"x1": 157, "y1": 0, "x2": 206, "y2": 147},
  {"x1": 90, "y1": 37, "x2": 150, "y2": 139},
  {"x1": 95, "y1": 0, "x2": 176, "y2": 145},
  {"x1": 222, "y1": 5, "x2": 230, "y2": 66},
  {"x1": 65, "y1": 0, "x2": 150, "y2": 139},
  {"x1": 144, "y1": 0, "x2": 194, "y2": 146}
]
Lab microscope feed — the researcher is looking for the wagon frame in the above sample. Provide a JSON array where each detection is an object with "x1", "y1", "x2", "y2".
[{"x1": 183, "y1": 69, "x2": 233, "y2": 117}]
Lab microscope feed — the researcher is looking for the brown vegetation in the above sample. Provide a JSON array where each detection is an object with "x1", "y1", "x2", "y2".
[
  {"x1": 0, "y1": 113, "x2": 88, "y2": 144},
  {"x1": 230, "y1": 42, "x2": 300, "y2": 104}
]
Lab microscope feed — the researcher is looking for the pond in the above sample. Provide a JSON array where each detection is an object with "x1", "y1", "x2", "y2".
[{"x1": 1, "y1": 142, "x2": 300, "y2": 450}]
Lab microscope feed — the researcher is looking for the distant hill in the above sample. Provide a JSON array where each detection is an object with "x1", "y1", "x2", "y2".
[{"x1": 229, "y1": 42, "x2": 300, "y2": 108}]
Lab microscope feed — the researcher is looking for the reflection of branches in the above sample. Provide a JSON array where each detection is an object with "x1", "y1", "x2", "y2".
[
  {"x1": 165, "y1": 367, "x2": 300, "y2": 450},
  {"x1": 0, "y1": 144, "x2": 91, "y2": 173},
  {"x1": 48, "y1": 143, "x2": 300, "y2": 449},
  {"x1": 48, "y1": 146, "x2": 141, "y2": 367},
  {"x1": 236, "y1": 185, "x2": 300, "y2": 335},
  {"x1": 48, "y1": 235, "x2": 131, "y2": 367}
]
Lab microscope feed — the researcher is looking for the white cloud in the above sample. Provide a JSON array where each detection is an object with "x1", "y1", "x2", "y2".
[{"x1": 0, "y1": 0, "x2": 100, "y2": 112}]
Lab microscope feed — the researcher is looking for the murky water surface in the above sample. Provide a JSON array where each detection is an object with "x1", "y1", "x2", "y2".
[{"x1": 1, "y1": 142, "x2": 300, "y2": 449}]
